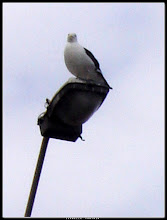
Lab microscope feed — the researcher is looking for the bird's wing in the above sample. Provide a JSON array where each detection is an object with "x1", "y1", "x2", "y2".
[
  {"x1": 84, "y1": 47, "x2": 100, "y2": 70},
  {"x1": 84, "y1": 47, "x2": 112, "y2": 89}
]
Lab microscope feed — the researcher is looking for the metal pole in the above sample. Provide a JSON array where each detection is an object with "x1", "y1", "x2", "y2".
[{"x1": 24, "y1": 137, "x2": 49, "y2": 217}]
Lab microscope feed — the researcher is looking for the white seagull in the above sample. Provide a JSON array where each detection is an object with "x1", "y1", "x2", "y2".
[{"x1": 64, "y1": 33, "x2": 112, "y2": 89}]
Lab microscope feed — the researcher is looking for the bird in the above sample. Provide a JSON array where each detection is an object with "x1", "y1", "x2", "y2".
[{"x1": 64, "y1": 33, "x2": 112, "y2": 89}]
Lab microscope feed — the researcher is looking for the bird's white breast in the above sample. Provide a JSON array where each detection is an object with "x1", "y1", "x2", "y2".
[{"x1": 64, "y1": 42, "x2": 95, "y2": 79}]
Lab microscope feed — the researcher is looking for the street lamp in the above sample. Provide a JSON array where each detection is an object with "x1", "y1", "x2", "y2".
[{"x1": 24, "y1": 77, "x2": 110, "y2": 217}]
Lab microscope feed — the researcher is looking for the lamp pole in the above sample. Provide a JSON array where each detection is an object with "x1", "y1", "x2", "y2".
[
  {"x1": 24, "y1": 77, "x2": 110, "y2": 217},
  {"x1": 24, "y1": 137, "x2": 49, "y2": 217}
]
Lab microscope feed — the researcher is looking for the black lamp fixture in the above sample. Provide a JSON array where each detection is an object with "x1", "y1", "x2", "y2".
[{"x1": 38, "y1": 77, "x2": 109, "y2": 142}]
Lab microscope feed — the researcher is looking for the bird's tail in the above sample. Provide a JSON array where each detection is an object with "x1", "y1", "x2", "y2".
[
  {"x1": 96, "y1": 69, "x2": 112, "y2": 89},
  {"x1": 103, "y1": 78, "x2": 113, "y2": 89}
]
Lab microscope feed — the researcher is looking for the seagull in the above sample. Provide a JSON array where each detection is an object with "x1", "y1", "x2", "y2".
[{"x1": 64, "y1": 33, "x2": 112, "y2": 89}]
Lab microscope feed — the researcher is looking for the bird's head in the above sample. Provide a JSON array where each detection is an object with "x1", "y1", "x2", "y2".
[{"x1": 67, "y1": 33, "x2": 77, "y2": 43}]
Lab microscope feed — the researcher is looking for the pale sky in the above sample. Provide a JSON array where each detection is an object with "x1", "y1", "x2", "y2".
[{"x1": 3, "y1": 3, "x2": 164, "y2": 217}]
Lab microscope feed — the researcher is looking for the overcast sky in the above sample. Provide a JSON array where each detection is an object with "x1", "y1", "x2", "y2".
[{"x1": 3, "y1": 3, "x2": 164, "y2": 217}]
